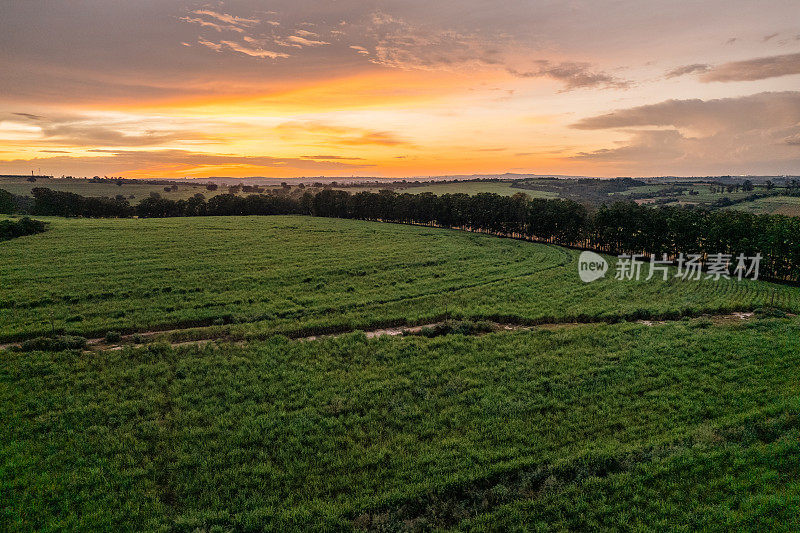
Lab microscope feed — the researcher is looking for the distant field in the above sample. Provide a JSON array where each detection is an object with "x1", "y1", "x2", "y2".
[
  {"x1": 334, "y1": 181, "x2": 556, "y2": 197},
  {"x1": 0, "y1": 177, "x2": 226, "y2": 202},
  {"x1": 610, "y1": 184, "x2": 665, "y2": 196},
  {"x1": 728, "y1": 196, "x2": 800, "y2": 217},
  {"x1": 1, "y1": 215, "x2": 796, "y2": 342},
  {"x1": 396, "y1": 181, "x2": 556, "y2": 198},
  {"x1": 631, "y1": 184, "x2": 761, "y2": 207}
]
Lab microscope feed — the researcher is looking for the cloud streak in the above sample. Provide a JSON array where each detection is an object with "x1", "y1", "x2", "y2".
[
  {"x1": 508, "y1": 61, "x2": 631, "y2": 90},
  {"x1": 664, "y1": 63, "x2": 710, "y2": 79},
  {"x1": 700, "y1": 52, "x2": 800, "y2": 82},
  {"x1": 276, "y1": 122, "x2": 410, "y2": 147},
  {"x1": 0, "y1": 149, "x2": 375, "y2": 177}
]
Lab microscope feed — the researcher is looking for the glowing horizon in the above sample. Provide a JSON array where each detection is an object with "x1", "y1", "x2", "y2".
[{"x1": 1, "y1": 1, "x2": 799, "y2": 179}]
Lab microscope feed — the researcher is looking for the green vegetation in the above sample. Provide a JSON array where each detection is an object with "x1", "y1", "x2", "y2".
[
  {"x1": 0, "y1": 216, "x2": 47, "y2": 241},
  {"x1": 728, "y1": 195, "x2": 800, "y2": 217},
  {"x1": 12, "y1": 335, "x2": 87, "y2": 353},
  {"x1": 0, "y1": 188, "x2": 14, "y2": 214},
  {"x1": 2, "y1": 214, "x2": 799, "y2": 530},
  {"x1": 6, "y1": 175, "x2": 800, "y2": 216},
  {"x1": 3, "y1": 318, "x2": 798, "y2": 530},
  {"x1": 392, "y1": 181, "x2": 556, "y2": 198},
  {"x1": 0, "y1": 176, "x2": 222, "y2": 203},
  {"x1": 2, "y1": 216, "x2": 797, "y2": 342}
]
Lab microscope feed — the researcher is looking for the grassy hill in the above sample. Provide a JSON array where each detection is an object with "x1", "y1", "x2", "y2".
[
  {"x1": 2, "y1": 215, "x2": 799, "y2": 530},
  {"x1": 2, "y1": 216, "x2": 796, "y2": 342}
]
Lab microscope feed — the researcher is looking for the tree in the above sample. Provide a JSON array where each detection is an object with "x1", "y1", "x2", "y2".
[
  {"x1": 0, "y1": 188, "x2": 15, "y2": 214},
  {"x1": 206, "y1": 183, "x2": 219, "y2": 191},
  {"x1": 742, "y1": 179, "x2": 754, "y2": 192}
]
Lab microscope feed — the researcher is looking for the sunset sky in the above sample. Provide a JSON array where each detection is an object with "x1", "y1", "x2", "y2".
[{"x1": 1, "y1": 1, "x2": 800, "y2": 179}]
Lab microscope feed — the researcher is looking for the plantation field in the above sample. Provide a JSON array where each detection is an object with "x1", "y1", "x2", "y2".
[
  {"x1": 2, "y1": 215, "x2": 797, "y2": 343},
  {"x1": 334, "y1": 181, "x2": 555, "y2": 197},
  {"x1": 397, "y1": 181, "x2": 555, "y2": 198},
  {"x1": 3, "y1": 319, "x2": 799, "y2": 530},
  {"x1": 0, "y1": 176, "x2": 223, "y2": 202},
  {"x1": 3, "y1": 214, "x2": 800, "y2": 530},
  {"x1": 728, "y1": 195, "x2": 800, "y2": 217}
]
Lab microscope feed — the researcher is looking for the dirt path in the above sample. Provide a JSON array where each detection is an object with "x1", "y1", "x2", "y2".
[{"x1": 0, "y1": 311, "x2": 766, "y2": 353}]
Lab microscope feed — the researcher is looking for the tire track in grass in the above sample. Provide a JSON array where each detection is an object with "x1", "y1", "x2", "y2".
[
  {"x1": 152, "y1": 347, "x2": 179, "y2": 519},
  {"x1": 0, "y1": 244, "x2": 573, "y2": 344},
  {"x1": 349, "y1": 409, "x2": 799, "y2": 531}
]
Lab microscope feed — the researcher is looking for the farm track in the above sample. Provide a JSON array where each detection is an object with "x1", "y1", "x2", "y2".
[{"x1": 0, "y1": 311, "x2": 766, "y2": 352}]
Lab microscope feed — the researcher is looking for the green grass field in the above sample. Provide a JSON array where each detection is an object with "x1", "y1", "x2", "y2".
[
  {"x1": 3, "y1": 320, "x2": 798, "y2": 530},
  {"x1": 2, "y1": 216, "x2": 796, "y2": 343},
  {"x1": 2, "y1": 215, "x2": 799, "y2": 531},
  {"x1": 0, "y1": 176, "x2": 225, "y2": 202},
  {"x1": 397, "y1": 181, "x2": 555, "y2": 198},
  {"x1": 333, "y1": 181, "x2": 556, "y2": 198},
  {"x1": 728, "y1": 195, "x2": 800, "y2": 217}
]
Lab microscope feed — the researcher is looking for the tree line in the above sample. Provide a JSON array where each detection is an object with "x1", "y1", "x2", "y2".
[{"x1": 14, "y1": 186, "x2": 800, "y2": 282}]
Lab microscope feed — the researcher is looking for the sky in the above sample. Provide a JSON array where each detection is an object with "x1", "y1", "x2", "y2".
[{"x1": 1, "y1": 0, "x2": 799, "y2": 179}]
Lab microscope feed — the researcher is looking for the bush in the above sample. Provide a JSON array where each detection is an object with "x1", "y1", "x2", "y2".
[
  {"x1": 688, "y1": 317, "x2": 713, "y2": 329},
  {"x1": 104, "y1": 331, "x2": 122, "y2": 343},
  {"x1": 754, "y1": 307, "x2": 786, "y2": 319},
  {"x1": 0, "y1": 217, "x2": 48, "y2": 241},
  {"x1": 14, "y1": 335, "x2": 87, "y2": 352}
]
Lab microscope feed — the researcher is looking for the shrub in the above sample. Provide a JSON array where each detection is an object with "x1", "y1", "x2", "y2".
[
  {"x1": 15, "y1": 335, "x2": 87, "y2": 352},
  {"x1": 754, "y1": 307, "x2": 786, "y2": 319},
  {"x1": 104, "y1": 331, "x2": 122, "y2": 343},
  {"x1": 688, "y1": 317, "x2": 713, "y2": 329},
  {"x1": 0, "y1": 217, "x2": 48, "y2": 241}
]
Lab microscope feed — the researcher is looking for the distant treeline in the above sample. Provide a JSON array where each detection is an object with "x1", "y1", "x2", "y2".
[
  {"x1": 0, "y1": 217, "x2": 48, "y2": 242},
  {"x1": 17, "y1": 186, "x2": 800, "y2": 282}
]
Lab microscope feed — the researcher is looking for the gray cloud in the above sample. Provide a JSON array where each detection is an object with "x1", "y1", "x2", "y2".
[
  {"x1": 41, "y1": 124, "x2": 213, "y2": 147},
  {"x1": 572, "y1": 130, "x2": 685, "y2": 162},
  {"x1": 0, "y1": 149, "x2": 375, "y2": 176},
  {"x1": 1, "y1": 1, "x2": 798, "y2": 105},
  {"x1": 275, "y1": 121, "x2": 411, "y2": 147},
  {"x1": 572, "y1": 91, "x2": 800, "y2": 132},
  {"x1": 570, "y1": 91, "x2": 800, "y2": 174},
  {"x1": 701, "y1": 52, "x2": 800, "y2": 82},
  {"x1": 664, "y1": 63, "x2": 710, "y2": 79},
  {"x1": 4, "y1": 113, "x2": 219, "y2": 147},
  {"x1": 13, "y1": 112, "x2": 44, "y2": 120},
  {"x1": 508, "y1": 62, "x2": 631, "y2": 90},
  {"x1": 300, "y1": 155, "x2": 365, "y2": 160}
]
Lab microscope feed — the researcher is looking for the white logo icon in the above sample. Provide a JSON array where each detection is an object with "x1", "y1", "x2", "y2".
[{"x1": 578, "y1": 251, "x2": 608, "y2": 283}]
